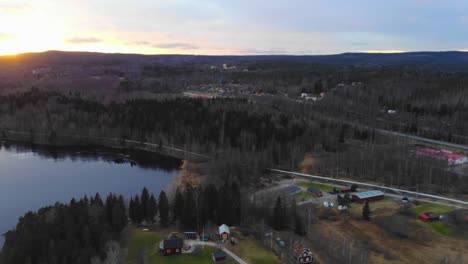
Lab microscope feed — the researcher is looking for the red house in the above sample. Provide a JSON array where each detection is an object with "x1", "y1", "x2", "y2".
[
  {"x1": 161, "y1": 238, "x2": 183, "y2": 255},
  {"x1": 213, "y1": 251, "x2": 227, "y2": 262},
  {"x1": 352, "y1": 191, "x2": 384, "y2": 203}
]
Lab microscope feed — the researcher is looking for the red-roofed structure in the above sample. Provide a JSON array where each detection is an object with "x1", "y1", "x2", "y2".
[{"x1": 415, "y1": 148, "x2": 467, "y2": 166}]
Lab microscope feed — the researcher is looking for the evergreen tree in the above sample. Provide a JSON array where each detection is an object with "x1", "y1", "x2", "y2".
[
  {"x1": 172, "y1": 188, "x2": 184, "y2": 223},
  {"x1": 291, "y1": 194, "x2": 305, "y2": 235},
  {"x1": 129, "y1": 198, "x2": 135, "y2": 222},
  {"x1": 272, "y1": 196, "x2": 285, "y2": 230},
  {"x1": 147, "y1": 194, "x2": 157, "y2": 223},
  {"x1": 203, "y1": 184, "x2": 218, "y2": 224},
  {"x1": 94, "y1": 193, "x2": 103, "y2": 207},
  {"x1": 158, "y1": 191, "x2": 170, "y2": 226},
  {"x1": 140, "y1": 188, "x2": 150, "y2": 221},
  {"x1": 231, "y1": 182, "x2": 242, "y2": 225},
  {"x1": 133, "y1": 195, "x2": 142, "y2": 223},
  {"x1": 362, "y1": 201, "x2": 371, "y2": 221},
  {"x1": 182, "y1": 185, "x2": 197, "y2": 229}
]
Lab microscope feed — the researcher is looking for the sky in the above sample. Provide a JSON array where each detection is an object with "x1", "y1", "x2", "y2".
[{"x1": 1, "y1": 0, "x2": 468, "y2": 55}]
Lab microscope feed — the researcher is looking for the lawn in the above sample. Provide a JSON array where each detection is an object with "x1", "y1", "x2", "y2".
[
  {"x1": 227, "y1": 240, "x2": 280, "y2": 264},
  {"x1": 414, "y1": 204, "x2": 453, "y2": 215},
  {"x1": 414, "y1": 204, "x2": 455, "y2": 237},
  {"x1": 295, "y1": 182, "x2": 335, "y2": 192},
  {"x1": 295, "y1": 191, "x2": 315, "y2": 201},
  {"x1": 348, "y1": 199, "x2": 399, "y2": 217},
  {"x1": 426, "y1": 221, "x2": 455, "y2": 236},
  {"x1": 128, "y1": 229, "x2": 236, "y2": 264}
]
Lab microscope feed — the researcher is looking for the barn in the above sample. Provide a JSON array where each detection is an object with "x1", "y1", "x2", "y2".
[
  {"x1": 307, "y1": 187, "x2": 323, "y2": 197},
  {"x1": 219, "y1": 224, "x2": 230, "y2": 240},
  {"x1": 161, "y1": 238, "x2": 183, "y2": 255},
  {"x1": 352, "y1": 190, "x2": 384, "y2": 203},
  {"x1": 212, "y1": 251, "x2": 227, "y2": 262}
]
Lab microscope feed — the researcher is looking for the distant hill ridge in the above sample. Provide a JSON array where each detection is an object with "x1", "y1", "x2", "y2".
[{"x1": 2, "y1": 50, "x2": 468, "y2": 68}]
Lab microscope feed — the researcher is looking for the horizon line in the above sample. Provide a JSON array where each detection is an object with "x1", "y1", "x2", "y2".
[{"x1": 2, "y1": 49, "x2": 468, "y2": 58}]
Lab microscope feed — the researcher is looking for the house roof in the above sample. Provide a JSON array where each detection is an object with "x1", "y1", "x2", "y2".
[
  {"x1": 163, "y1": 238, "x2": 183, "y2": 249},
  {"x1": 219, "y1": 224, "x2": 230, "y2": 234},
  {"x1": 213, "y1": 251, "x2": 227, "y2": 258},
  {"x1": 307, "y1": 187, "x2": 322, "y2": 193},
  {"x1": 353, "y1": 190, "x2": 384, "y2": 199},
  {"x1": 285, "y1": 186, "x2": 301, "y2": 193}
]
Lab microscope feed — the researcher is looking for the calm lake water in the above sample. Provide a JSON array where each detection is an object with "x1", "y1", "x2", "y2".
[{"x1": 0, "y1": 142, "x2": 181, "y2": 246}]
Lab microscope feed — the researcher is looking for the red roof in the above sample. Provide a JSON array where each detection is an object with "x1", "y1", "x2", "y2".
[{"x1": 415, "y1": 148, "x2": 467, "y2": 165}]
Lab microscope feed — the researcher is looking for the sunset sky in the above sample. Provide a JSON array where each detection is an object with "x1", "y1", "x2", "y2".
[{"x1": 1, "y1": 0, "x2": 468, "y2": 55}]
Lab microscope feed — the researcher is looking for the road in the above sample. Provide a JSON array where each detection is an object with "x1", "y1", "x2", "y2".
[
  {"x1": 268, "y1": 169, "x2": 468, "y2": 207},
  {"x1": 187, "y1": 241, "x2": 248, "y2": 264},
  {"x1": 376, "y1": 128, "x2": 468, "y2": 151}
]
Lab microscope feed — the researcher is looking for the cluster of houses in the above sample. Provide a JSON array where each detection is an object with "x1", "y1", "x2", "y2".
[
  {"x1": 415, "y1": 148, "x2": 468, "y2": 166},
  {"x1": 159, "y1": 224, "x2": 231, "y2": 262}
]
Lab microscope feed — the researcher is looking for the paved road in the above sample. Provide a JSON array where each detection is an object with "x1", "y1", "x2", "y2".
[
  {"x1": 187, "y1": 241, "x2": 248, "y2": 264},
  {"x1": 376, "y1": 128, "x2": 468, "y2": 151},
  {"x1": 269, "y1": 169, "x2": 468, "y2": 207}
]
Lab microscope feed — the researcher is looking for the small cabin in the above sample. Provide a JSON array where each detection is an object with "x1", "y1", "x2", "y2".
[
  {"x1": 213, "y1": 251, "x2": 227, "y2": 262},
  {"x1": 219, "y1": 224, "x2": 230, "y2": 240}
]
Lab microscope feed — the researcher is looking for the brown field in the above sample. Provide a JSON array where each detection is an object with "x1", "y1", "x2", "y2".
[{"x1": 317, "y1": 215, "x2": 468, "y2": 263}]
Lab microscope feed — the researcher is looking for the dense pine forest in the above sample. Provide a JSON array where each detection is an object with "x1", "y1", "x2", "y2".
[{"x1": 0, "y1": 193, "x2": 126, "y2": 264}]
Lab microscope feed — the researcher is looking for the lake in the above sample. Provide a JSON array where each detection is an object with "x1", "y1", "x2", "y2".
[{"x1": 0, "y1": 142, "x2": 182, "y2": 246}]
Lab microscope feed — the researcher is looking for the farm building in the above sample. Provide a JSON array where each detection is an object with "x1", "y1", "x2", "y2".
[
  {"x1": 212, "y1": 251, "x2": 227, "y2": 262},
  {"x1": 292, "y1": 242, "x2": 314, "y2": 263},
  {"x1": 307, "y1": 187, "x2": 323, "y2": 197},
  {"x1": 160, "y1": 238, "x2": 183, "y2": 255},
  {"x1": 219, "y1": 224, "x2": 230, "y2": 240},
  {"x1": 415, "y1": 148, "x2": 468, "y2": 166},
  {"x1": 419, "y1": 212, "x2": 440, "y2": 222},
  {"x1": 340, "y1": 188, "x2": 352, "y2": 193},
  {"x1": 184, "y1": 231, "x2": 197, "y2": 240},
  {"x1": 352, "y1": 190, "x2": 384, "y2": 203},
  {"x1": 285, "y1": 185, "x2": 302, "y2": 195}
]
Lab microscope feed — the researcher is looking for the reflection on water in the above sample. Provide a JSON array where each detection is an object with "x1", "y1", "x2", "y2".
[{"x1": 0, "y1": 141, "x2": 181, "y2": 246}]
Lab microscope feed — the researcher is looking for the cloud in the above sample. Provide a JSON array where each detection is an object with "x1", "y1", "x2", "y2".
[
  {"x1": 155, "y1": 42, "x2": 199, "y2": 50},
  {"x1": 0, "y1": 2, "x2": 31, "y2": 13},
  {"x1": 0, "y1": 33, "x2": 14, "y2": 41},
  {"x1": 65, "y1": 37, "x2": 102, "y2": 44}
]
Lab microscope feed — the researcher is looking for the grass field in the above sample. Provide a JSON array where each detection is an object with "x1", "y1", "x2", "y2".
[
  {"x1": 128, "y1": 229, "x2": 236, "y2": 264},
  {"x1": 426, "y1": 221, "x2": 455, "y2": 236},
  {"x1": 414, "y1": 203, "x2": 455, "y2": 236},
  {"x1": 295, "y1": 191, "x2": 315, "y2": 200},
  {"x1": 348, "y1": 199, "x2": 399, "y2": 217},
  {"x1": 295, "y1": 182, "x2": 335, "y2": 192},
  {"x1": 226, "y1": 239, "x2": 280, "y2": 264},
  {"x1": 414, "y1": 204, "x2": 453, "y2": 215}
]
